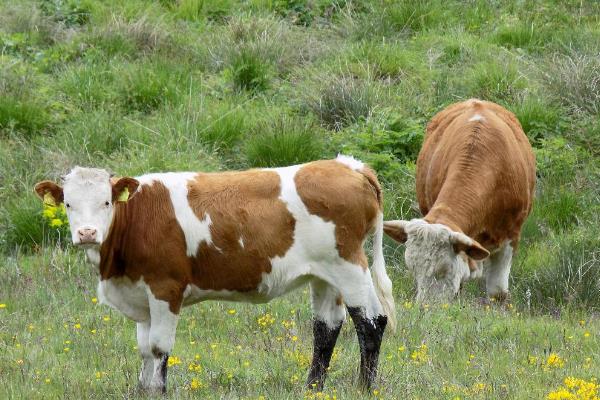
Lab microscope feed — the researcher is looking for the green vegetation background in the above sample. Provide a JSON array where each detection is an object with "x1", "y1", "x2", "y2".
[{"x1": 1, "y1": 0, "x2": 599, "y2": 399}]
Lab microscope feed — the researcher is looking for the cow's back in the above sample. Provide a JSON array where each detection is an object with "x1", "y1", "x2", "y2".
[{"x1": 416, "y1": 99, "x2": 536, "y2": 249}]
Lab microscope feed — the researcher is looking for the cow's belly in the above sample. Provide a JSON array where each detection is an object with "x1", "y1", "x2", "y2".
[{"x1": 97, "y1": 277, "x2": 150, "y2": 322}]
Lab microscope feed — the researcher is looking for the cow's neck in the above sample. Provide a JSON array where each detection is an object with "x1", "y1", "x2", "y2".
[
  {"x1": 98, "y1": 202, "x2": 130, "y2": 280},
  {"x1": 423, "y1": 203, "x2": 469, "y2": 235}
]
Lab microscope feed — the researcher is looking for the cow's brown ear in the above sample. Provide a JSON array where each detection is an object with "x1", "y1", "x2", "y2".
[
  {"x1": 383, "y1": 220, "x2": 409, "y2": 243},
  {"x1": 112, "y1": 177, "x2": 140, "y2": 202},
  {"x1": 450, "y1": 232, "x2": 490, "y2": 261},
  {"x1": 34, "y1": 181, "x2": 64, "y2": 205}
]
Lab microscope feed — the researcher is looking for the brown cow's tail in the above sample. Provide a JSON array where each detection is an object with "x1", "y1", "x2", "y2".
[{"x1": 360, "y1": 166, "x2": 396, "y2": 332}]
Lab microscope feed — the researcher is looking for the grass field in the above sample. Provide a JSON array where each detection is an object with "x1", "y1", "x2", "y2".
[{"x1": 1, "y1": 0, "x2": 600, "y2": 399}]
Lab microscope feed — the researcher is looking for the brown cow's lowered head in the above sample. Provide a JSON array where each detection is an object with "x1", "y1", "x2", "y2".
[
  {"x1": 34, "y1": 167, "x2": 139, "y2": 247},
  {"x1": 384, "y1": 219, "x2": 489, "y2": 303}
]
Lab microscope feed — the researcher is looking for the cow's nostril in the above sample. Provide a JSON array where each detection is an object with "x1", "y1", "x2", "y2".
[{"x1": 78, "y1": 228, "x2": 98, "y2": 242}]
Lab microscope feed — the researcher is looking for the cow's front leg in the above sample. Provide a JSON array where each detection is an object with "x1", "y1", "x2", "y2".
[
  {"x1": 147, "y1": 294, "x2": 180, "y2": 394},
  {"x1": 136, "y1": 321, "x2": 154, "y2": 390}
]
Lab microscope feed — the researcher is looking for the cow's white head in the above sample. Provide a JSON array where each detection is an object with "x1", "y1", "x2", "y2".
[
  {"x1": 384, "y1": 219, "x2": 489, "y2": 303},
  {"x1": 34, "y1": 167, "x2": 139, "y2": 247}
]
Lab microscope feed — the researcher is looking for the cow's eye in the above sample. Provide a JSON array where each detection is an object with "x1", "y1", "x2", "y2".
[
  {"x1": 66, "y1": 203, "x2": 70, "y2": 208},
  {"x1": 105, "y1": 201, "x2": 110, "y2": 207}
]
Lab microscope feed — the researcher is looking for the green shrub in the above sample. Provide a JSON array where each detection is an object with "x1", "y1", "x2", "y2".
[
  {"x1": 353, "y1": 42, "x2": 427, "y2": 80},
  {"x1": 509, "y1": 97, "x2": 563, "y2": 145},
  {"x1": 467, "y1": 60, "x2": 527, "y2": 102},
  {"x1": 245, "y1": 116, "x2": 324, "y2": 167},
  {"x1": 0, "y1": 97, "x2": 51, "y2": 138},
  {"x1": 385, "y1": 0, "x2": 446, "y2": 34},
  {"x1": 200, "y1": 107, "x2": 247, "y2": 149},
  {"x1": 39, "y1": 0, "x2": 91, "y2": 26},
  {"x1": 226, "y1": 48, "x2": 271, "y2": 93},
  {"x1": 3, "y1": 195, "x2": 68, "y2": 252},
  {"x1": 305, "y1": 74, "x2": 378, "y2": 130},
  {"x1": 0, "y1": 64, "x2": 53, "y2": 137},
  {"x1": 59, "y1": 62, "x2": 118, "y2": 108},
  {"x1": 534, "y1": 137, "x2": 579, "y2": 183},
  {"x1": 492, "y1": 22, "x2": 542, "y2": 50},
  {"x1": 118, "y1": 62, "x2": 182, "y2": 113}
]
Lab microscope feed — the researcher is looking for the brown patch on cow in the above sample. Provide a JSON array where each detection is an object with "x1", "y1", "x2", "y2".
[
  {"x1": 98, "y1": 171, "x2": 296, "y2": 313},
  {"x1": 416, "y1": 99, "x2": 536, "y2": 252},
  {"x1": 187, "y1": 170, "x2": 295, "y2": 291},
  {"x1": 99, "y1": 182, "x2": 190, "y2": 313},
  {"x1": 335, "y1": 295, "x2": 344, "y2": 306},
  {"x1": 295, "y1": 160, "x2": 381, "y2": 267}
]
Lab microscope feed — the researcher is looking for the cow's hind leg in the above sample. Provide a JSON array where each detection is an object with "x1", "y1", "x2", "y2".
[
  {"x1": 307, "y1": 279, "x2": 345, "y2": 391},
  {"x1": 318, "y1": 260, "x2": 388, "y2": 390},
  {"x1": 485, "y1": 241, "x2": 513, "y2": 302},
  {"x1": 136, "y1": 321, "x2": 154, "y2": 390},
  {"x1": 146, "y1": 291, "x2": 181, "y2": 394}
]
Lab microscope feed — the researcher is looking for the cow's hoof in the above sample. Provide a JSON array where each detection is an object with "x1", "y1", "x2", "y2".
[{"x1": 489, "y1": 291, "x2": 510, "y2": 304}]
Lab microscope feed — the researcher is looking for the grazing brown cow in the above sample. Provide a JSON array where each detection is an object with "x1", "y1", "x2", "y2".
[
  {"x1": 384, "y1": 99, "x2": 536, "y2": 303},
  {"x1": 34, "y1": 155, "x2": 395, "y2": 393}
]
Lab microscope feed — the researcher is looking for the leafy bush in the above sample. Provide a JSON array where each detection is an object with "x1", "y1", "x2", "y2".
[
  {"x1": 492, "y1": 22, "x2": 543, "y2": 50},
  {"x1": 245, "y1": 116, "x2": 324, "y2": 167},
  {"x1": 509, "y1": 97, "x2": 563, "y2": 145},
  {"x1": 3, "y1": 195, "x2": 68, "y2": 252},
  {"x1": 199, "y1": 106, "x2": 246, "y2": 149},
  {"x1": 0, "y1": 64, "x2": 53, "y2": 137},
  {"x1": 39, "y1": 0, "x2": 91, "y2": 26},
  {"x1": 305, "y1": 74, "x2": 378, "y2": 130},
  {"x1": 226, "y1": 48, "x2": 271, "y2": 93},
  {"x1": 467, "y1": 60, "x2": 527, "y2": 102},
  {"x1": 118, "y1": 62, "x2": 182, "y2": 113}
]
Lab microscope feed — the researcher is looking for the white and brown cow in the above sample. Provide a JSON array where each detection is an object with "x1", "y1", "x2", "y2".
[
  {"x1": 384, "y1": 99, "x2": 536, "y2": 303},
  {"x1": 34, "y1": 155, "x2": 396, "y2": 393}
]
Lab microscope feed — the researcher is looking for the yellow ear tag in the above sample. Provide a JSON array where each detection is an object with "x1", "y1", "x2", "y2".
[
  {"x1": 43, "y1": 192, "x2": 56, "y2": 206},
  {"x1": 118, "y1": 187, "x2": 130, "y2": 202}
]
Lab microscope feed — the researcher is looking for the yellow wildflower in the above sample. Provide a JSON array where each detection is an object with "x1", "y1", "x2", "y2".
[
  {"x1": 74, "y1": 323, "x2": 81, "y2": 329},
  {"x1": 50, "y1": 219, "x2": 63, "y2": 227},
  {"x1": 228, "y1": 309, "x2": 236, "y2": 315},
  {"x1": 0, "y1": 303, "x2": 6, "y2": 309},
  {"x1": 167, "y1": 356, "x2": 181, "y2": 367},
  {"x1": 91, "y1": 298, "x2": 97, "y2": 304},
  {"x1": 257, "y1": 313, "x2": 275, "y2": 329},
  {"x1": 190, "y1": 378, "x2": 203, "y2": 390},
  {"x1": 546, "y1": 353, "x2": 565, "y2": 369},
  {"x1": 411, "y1": 344, "x2": 429, "y2": 364}
]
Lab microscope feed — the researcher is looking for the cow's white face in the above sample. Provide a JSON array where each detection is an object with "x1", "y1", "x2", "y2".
[
  {"x1": 384, "y1": 219, "x2": 489, "y2": 303},
  {"x1": 34, "y1": 167, "x2": 139, "y2": 247}
]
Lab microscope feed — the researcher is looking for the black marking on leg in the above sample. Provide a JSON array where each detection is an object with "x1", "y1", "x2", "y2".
[
  {"x1": 347, "y1": 307, "x2": 387, "y2": 390},
  {"x1": 159, "y1": 352, "x2": 168, "y2": 394},
  {"x1": 306, "y1": 319, "x2": 342, "y2": 391}
]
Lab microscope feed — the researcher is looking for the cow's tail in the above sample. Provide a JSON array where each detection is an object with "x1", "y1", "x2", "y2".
[
  {"x1": 371, "y1": 212, "x2": 397, "y2": 332},
  {"x1": 360, "y1": 166, "x2": 396, "y2": 332}
]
